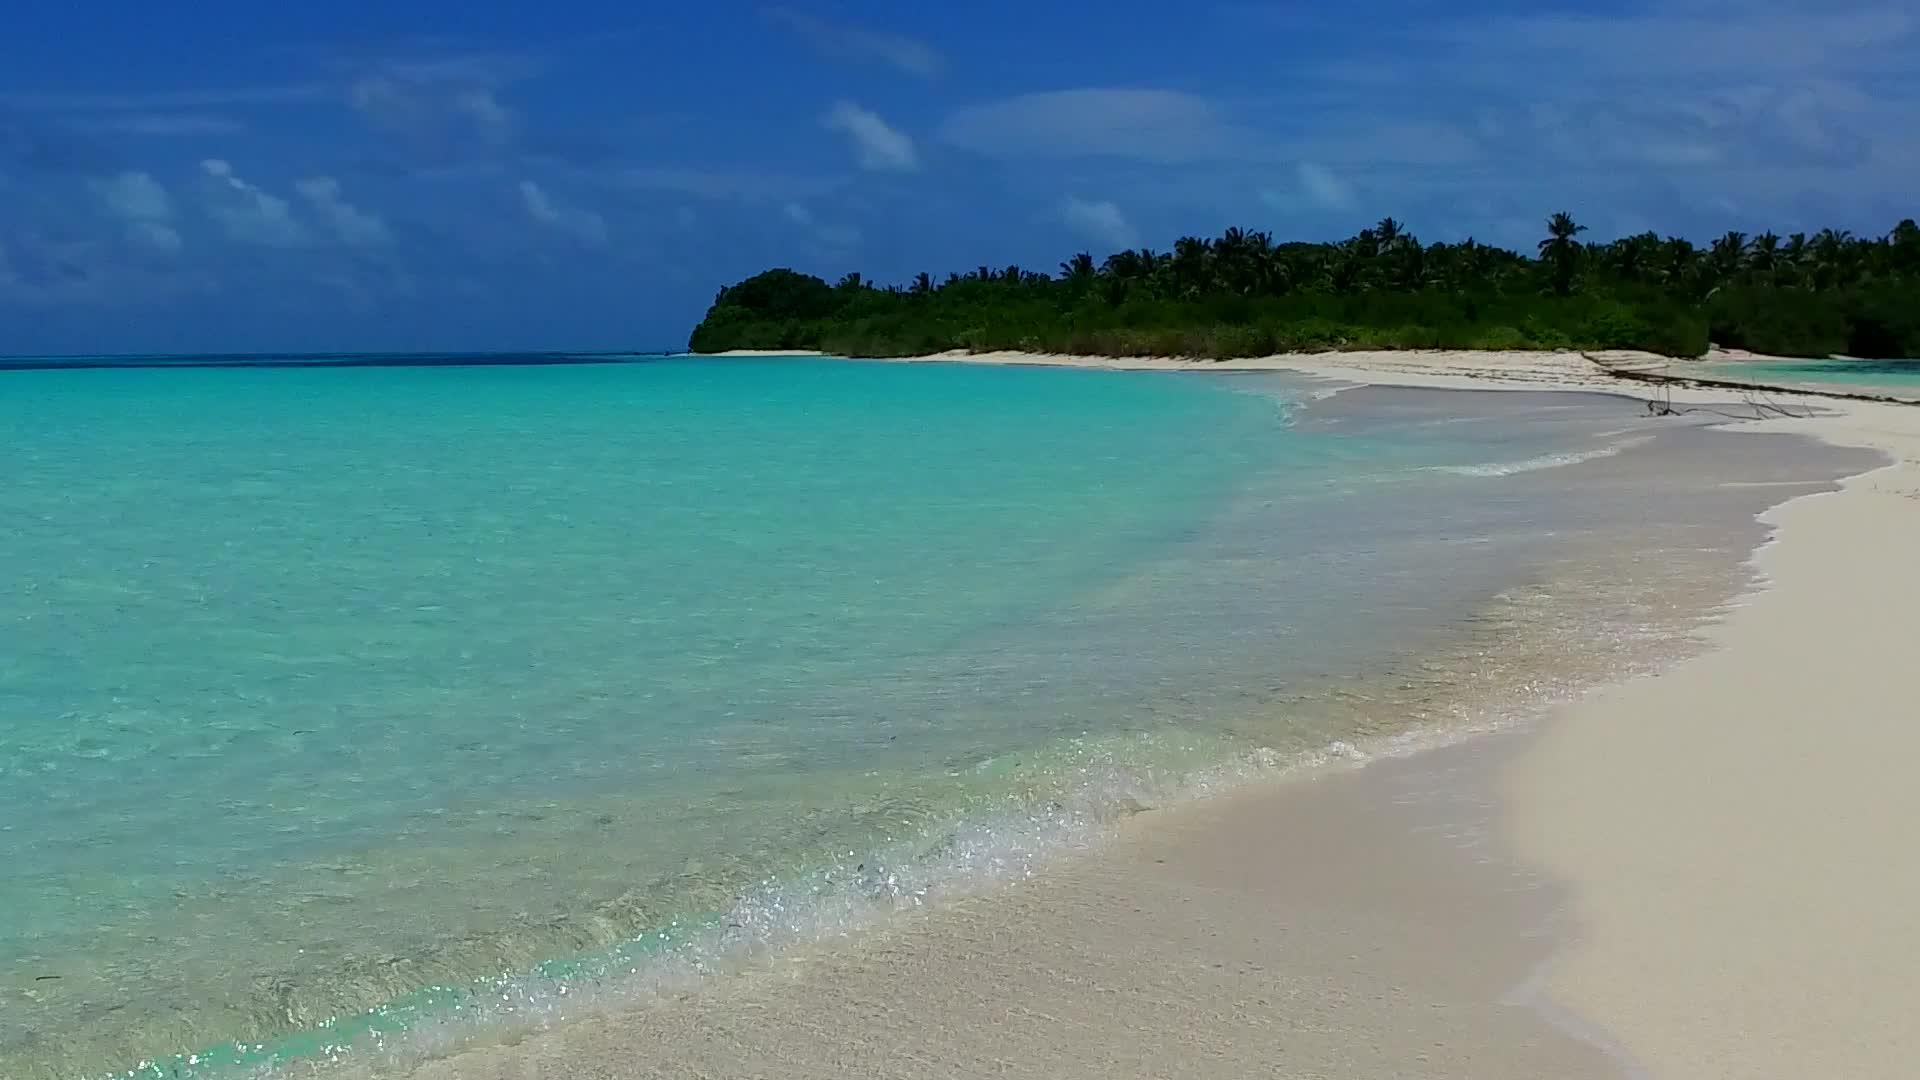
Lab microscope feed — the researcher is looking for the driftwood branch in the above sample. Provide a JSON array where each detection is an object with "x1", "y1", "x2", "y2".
[
  {"x1": 1579, "y1": 352, "x2": 1920, "y2": 420},
  {"x1": 1638, "y1": 380, "x2": 1812, "y2": 421}
]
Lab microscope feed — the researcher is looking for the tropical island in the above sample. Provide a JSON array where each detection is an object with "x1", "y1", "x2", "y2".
[{"x1": 690, "y1": 215, "x2": 1920, "y2": 360}]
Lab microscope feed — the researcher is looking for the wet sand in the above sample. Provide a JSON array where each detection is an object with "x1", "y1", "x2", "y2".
[{"x1": 396, "y1": 735, "x2": 1616, "y2": 1080}]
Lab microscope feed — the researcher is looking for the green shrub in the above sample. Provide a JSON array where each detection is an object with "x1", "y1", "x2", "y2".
[{"x1": 1473, "y1": 325, "x2": 1531, "y2": 350}]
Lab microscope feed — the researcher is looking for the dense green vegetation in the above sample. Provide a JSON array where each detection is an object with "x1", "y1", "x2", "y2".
[{"x1": 689, "y1": 215, "x2": 1920, "y2": 360}]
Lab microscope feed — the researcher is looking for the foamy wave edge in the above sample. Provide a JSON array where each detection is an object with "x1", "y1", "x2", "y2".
[
  {"x1": 1432, "y1": 435, "x2": 1653, "y2": 478},
  {"x1": 101, "y1": 714, "x2": 1547, "y2": 1080}
]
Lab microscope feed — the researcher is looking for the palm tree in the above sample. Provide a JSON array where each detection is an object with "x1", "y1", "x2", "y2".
[
  {"x1": 1172, "y1": 236, "x2": 1214, "y2": 297},
  {"x1": 1539, "y1": 212, "x2": 1588, "y2": 294},
  {"x1": 1455, "y1": 236, "x2": 1482, "y2": 283},
  {"x1": 1139, "y1": 248, "x2": 1169, "y2": 296},
  {"x1": 1890, "y1": 219, "x2": 1920, "y2": 274},
  {"x1": 1215, "y1": 228, "x2": 1253, "y2": 293},
  {"x1": 1539, "y1": 213, "x2": 1586, "y2": 256},
  {"x1": 1709, "y1": 231, "x2": 1748, "y2": 278},
  {"x1": 1375, "y1": 217, "x2": 1405, "y2": 252},
  {"x1": 1651, "y1": 236, "x2": 1697, "y2": 295},
  {"x1": 911, "y1": 272, "x2": 933, "y2": 296},
  {"x1": 1320, "y1": 244, "x2": 1371, "y2": 294},
  {"x1": 1749, "y1": 232, "x2": 1781, "y2": 274},
  {"x1": 1392, "y1": 239, "x2": 1429, "y2": 290},
  {"x1": 1609, "y1": 232, "x2": 1656, "y2": 282},
  {"x1": 1811, "y1": 229, "x2": 1854, "y2": 287},
  {"x1": 1256, "y1": 247, "x2": 1293, "y2": 296}
]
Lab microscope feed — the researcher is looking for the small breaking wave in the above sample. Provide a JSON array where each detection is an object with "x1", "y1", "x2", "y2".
[
  {"x1": 94, "y1": 734, "x2": 1385, "y2": 1080},
  {"x1": 1431, "y1": 436, "x2": 1652, "y2": 478}
]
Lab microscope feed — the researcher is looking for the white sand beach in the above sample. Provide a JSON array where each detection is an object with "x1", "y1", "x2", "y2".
[
  {"x1": 706, "y1": 348, "x2": 830, "y2": 357},
  {"x1": 714, "y1": 345, "x2": 1808, "y2": 396},
  {"x1": 1506, "y1": 400, "x2": 1920, "y2": 1079}
]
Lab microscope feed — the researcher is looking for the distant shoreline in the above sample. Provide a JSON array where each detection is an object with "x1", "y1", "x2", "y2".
[
  {"x1": 701, "y1": 346, "x2": 1920, "y2": 407},
  {"x1": 701, "y1": 346, "x2": 1729, "y2": 396}
]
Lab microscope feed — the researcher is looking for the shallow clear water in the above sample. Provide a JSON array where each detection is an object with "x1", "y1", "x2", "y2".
[
  {"x1": 1712, "y1": 358, "x2": 1920, "y2": 396},
  {"x1": 0, "y1": 357, "x2": 1790, "y2": 1078}
]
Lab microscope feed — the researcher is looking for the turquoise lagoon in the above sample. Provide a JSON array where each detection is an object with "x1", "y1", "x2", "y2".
[
  {"x1": 1710, "y1": 357, "x2": 1920, "y2": 396},
  {"x1": 0, "y1": 355, "x2": 1759, "y2": 1078}
]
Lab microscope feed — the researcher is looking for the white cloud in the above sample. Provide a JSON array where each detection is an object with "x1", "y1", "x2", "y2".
[
  {"x1": 200, "y1": 158, "x2": 307, "y2": 247},
  {"x1": 520, "y1": 180, "x2": 564, "y2": 224},
  {"x1": 821, "y1": 101, "x2": 919, "y2": 172},
  {"x1": 518, "y1": 179, "x2": 608, "y2": 246},
  {"x1": 1060, "y1": 197, "x2": 1138, "y2": 250},
  {"x1": 91, "y1": 171, "x2": 173, "y2": 222},
  {"x1": 1295, "y1": 163, "x2": 1356, "y2": 211},
  {"x1": 295, "y1": 176, "x2": 393, "y2": 247},
  {"x1": 763, "y1": 9, "x2": 944, "y2": 78},
  {"x1": 349, "y1": 76, "x2": 418, "y2": 126},
  {"x1": 1252, "y1": 0, "x2": 1919, "y2": 224},
  {"x1": 942, "y1": 89, "x2": 1246, "y2": 163},
  {"x1": 89, "y1": 171, "x2": 184, "y2": 253},
  {"x1": 350, "y1": 71, "x2": 520, "y2": 156},
  {"x1": 782, "y1": 202, "x2": 860, "y2": 249},
  {"x1": 452, "y1": 89, "x2": 516, "y2": 145},
  {"x1": 126, "y1": 221, "x2": 185, "y2": 253}
]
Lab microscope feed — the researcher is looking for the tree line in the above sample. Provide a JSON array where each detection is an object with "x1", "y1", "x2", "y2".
[{"x1": 689, "y1": 214, "x2": 1920, "y2": 360}]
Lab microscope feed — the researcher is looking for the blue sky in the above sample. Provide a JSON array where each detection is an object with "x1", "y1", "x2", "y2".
[{"x1": 3, "y1": 0, "x2": 1915, "y2": 353}]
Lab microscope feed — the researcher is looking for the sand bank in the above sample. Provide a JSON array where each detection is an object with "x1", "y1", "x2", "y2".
[
  {"x1": 1506, "y1": 398, "x2": 1920, "y2": 1078},
  {"x1": 704, "y1": 348, "x2": 828, "y2": 357},
  {"x1": 711, "y1": 345, "x2": 1812, "y2": 402},
  {"x1": 704, "y1": 345, "x2": 1633, "y2": 390},
  {"x1": 869, "y1": 346, "x2": 1637, "y2": 392}
]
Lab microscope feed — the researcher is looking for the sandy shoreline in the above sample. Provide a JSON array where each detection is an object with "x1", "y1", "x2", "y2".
[
  {"x1": 899, "y1": 349, "x2": 1920, "y2": 1076},
  {"x1": 1507, "y1": 402, "x2": 1920, "y2": 1078},
  {"x1": 707, "y1": 345, "x2": 1849, "y2": 404},
  {"x1": 397, "y1": 732, "x2": 1627, "y2": 1080},
  {"x1": 337, "y1": 352, "x2": 1917, "y2": 1079},
  {"x1": 710, "y1": 345, "x2": 1645, "y2": 393},
  {"x1": 1042, "y1": 348, "x2": 1920, "y2": 1078}
]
